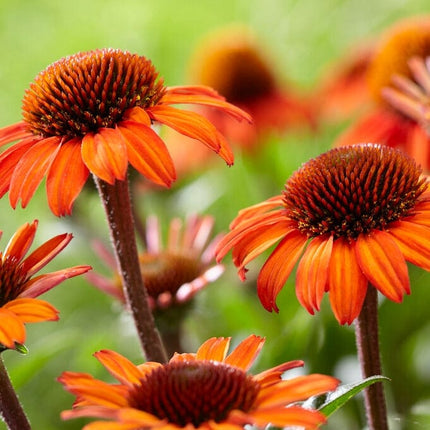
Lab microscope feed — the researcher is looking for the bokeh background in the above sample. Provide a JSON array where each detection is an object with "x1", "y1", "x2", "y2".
[{"x1": 0, "y1": 0, "x2": 429, "y2": 429}]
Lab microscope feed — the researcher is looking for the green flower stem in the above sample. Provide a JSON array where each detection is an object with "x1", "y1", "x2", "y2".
[
  {"x1": 94, "y1": 175, "x2": 167, "y2": 363},
  {"x1": 0, "y1": 354, "x2": 31, "y2": 430},
  {"x1": 355, "y1": 286, "x2": 388, "y2": 430}
]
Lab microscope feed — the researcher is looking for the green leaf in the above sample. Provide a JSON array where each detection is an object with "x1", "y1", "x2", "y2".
[{"x1": 317, "y1": 375, "x2": 391, "y2": 417}]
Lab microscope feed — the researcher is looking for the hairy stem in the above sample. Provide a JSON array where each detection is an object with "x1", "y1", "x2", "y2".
[
  {"x1": 355, "y1": 287, "x2": 388, "y2": 430},
  {"x1": 94, "y1": 175, "x2": 167, "y2": 363}
]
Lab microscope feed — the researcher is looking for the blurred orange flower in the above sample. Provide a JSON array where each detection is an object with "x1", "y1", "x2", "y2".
[
  {"x1": 0, "y1": 49, "x2": 251, "y2": 216},
  {"x1": 335, "y1": 16, "x2": 430, "y2": 171},
  {"x1": 216, "y1": 144, "x2": 430, "y2": 325},
  {"x1": 0, "y1": 220, "x2": 91, "y2": 350},
  {"x1": 165, "y1": 26, "x2": 315, "y2": 176},
  {"x1": 87, "y1": 214, "x2": 224, "y2": 309},
  {"x1": 59, "y1": 334, "x2": 338, "y2": 430}
]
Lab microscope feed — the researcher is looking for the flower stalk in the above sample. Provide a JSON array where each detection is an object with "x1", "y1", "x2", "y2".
[
  {"x1": 0, "y1": 354, "x2": 31, "y2": 430},
  {"x1": 94, "y1": 174, "x2": 167, "y2": 363},
  {"x1": 355, "y1": 287, "x2": 388, "y2": 430}
]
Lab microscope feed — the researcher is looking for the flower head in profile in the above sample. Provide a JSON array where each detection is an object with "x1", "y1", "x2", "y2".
[
  {"x1": 0, "y1": 220, "x2": 91, "y2": 350},
  {"x1": 0, "y1": 49, "x2": 251, "y2": 216},
  {"x1": 335, "y1": 16, "x2": 430, "y2": 170},
  {"x1": 59, "y1": 334, "x2": 339, "y2": 430},
  {"x1": 87, "y1": 214, "x2": 224, "y2": 310},
  {"x1": 216, "y1": 144, "x2": 430, "y2": 324}
]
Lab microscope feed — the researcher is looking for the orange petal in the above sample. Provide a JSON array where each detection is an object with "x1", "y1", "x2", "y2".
[
  {"x1": 389, "y1": 220, "x2": 430, "y2": 270},
  {"x1": 3, "y1": 220, "x2": 37, "y2": 263},
  {"x1": 58, "y1": 371, "x2": 129, "y2": 408},
  {"x1": 47, "y1": 138, "x2": 89, "y2": 216},
  {"x1": 161, "y1": 91, "x2": 252, "y2": 123},
  {"x1": 257, "y1": 374, "x2": 339, "y2": 407},
  {"x1": 328, "y1": 238, "x2": 368, "y2": 325},
  {"x1": 196, "y1": 337, "x2": 231, "y2": 361},
  {"x1": 0, "y1": 308, "x2": 26, "y2": 348},
  {"x1": 122, "y1": 106, "x2": 152, "y2": 125},
  {"x1": 246, "y1": 406, "x2": 327, "y2": 429},
  {"x1": 296, "y1": 235, "x2": 333, "y2": 314},
  {"x1": 9, "y1": 136, "x2": 61, "y2": 209},
  {"x1": 21, "y1": 233, "x2": 72, "y2": 277},
  {"x1": 148, "y1": 105, "x2": 234, "y2": 165},
  {"x1": 4, "y1": 298, "x2": 58, "y2": 323},
  {"x1": 257, "y1": 230, "x2": 307, "y2": 312},
  {"x1": 224, "y1": 335, "x2": 264, "y2": 371},
  {"x1": 81, "y1": 128, "x2": 128, "y2": 184},
  {"x1": 94, "y1": 350, "x2": 143, "y2": 386},
  {"x1": 255, "y1": 361, "x2": 304, "y2": 387},
  {"x1": 118, "y1": 121, "x2": 176, "y2": 187},
  {"x1": 0, "y1": 137, "x2": 40, "y2": 197},
  {"x1": 20, "y1": 266, "x2": 92, "y2": 298},
  {"x1": 0, "y1": 122, "x2": 32, "y2": 146},
  {"x1": 356, "y1": 230, "x2": 410, "y2": 302}
]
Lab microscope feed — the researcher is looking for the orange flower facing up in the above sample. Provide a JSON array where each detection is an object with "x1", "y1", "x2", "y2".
[
  {"x1": 335, "y1": 16, "x2": 430, "y2": 170},
  {"x1": 87, "y1": 214, "x2": 224, "y2": 310},
  {"x1": 0, "y1": 220, "x2": 91, "y2": 350},
  {"x1": 0, "y1": 49, "x2": 251, "y2": 216},
  {"x1": 59, "y1": 334, "x2": 339, "y2": 430},
  {"x1": 216, "y1": 144, "x2": 430, "y2": 325}
]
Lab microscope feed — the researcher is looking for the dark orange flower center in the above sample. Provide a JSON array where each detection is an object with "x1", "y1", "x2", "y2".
[
  {"x1": 194, "y1": 40, "x2": 275, "y2": 103},
  {"x1": 139, "y1": 252, "x2": 204, "y2": 299},
  {"x1": 0, "y1": 257, "x2": 28, "y2": 305},
  {"x1": 368, "y1": 17, "x2": 430, "y2": 104},
  {"x1": 130, "y1": 360, "x2": 260, "y2": 427},
  {"x1": 283, "y1": 144, "x2": 426, "y2": 240},
  {"x1": 22, "y1": 49, "x2": 165, "y2": 138}
]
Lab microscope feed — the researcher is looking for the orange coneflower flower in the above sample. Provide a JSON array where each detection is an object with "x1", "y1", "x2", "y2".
[
  {"x1": 0, "y1": 49, "x2": 251, "y2": 216},
  {"x1": 0, "y1": 220, "x2": 91, "y2": 350},
  {"x1": 335, "y1": 16, "x2": 430, "y2": 170},
  {"x1": 87, "y1": 214, "x2": 224, "y2": 310},
  {"x1": 165, "y1": 27, "x2": 315, "y2": 176},
  {"x1": 216, "y1": 144, "x2": 430, "y2": 325},
  {"x1": 59, "y1": 334, "x2": 339, "y2": 430}
]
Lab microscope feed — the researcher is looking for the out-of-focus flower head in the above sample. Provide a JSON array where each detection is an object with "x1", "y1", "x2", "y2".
[
  {"x1": 165, "y1": 26, "x2": 316, "y2": 176},
  {"x1": 0, "y1": 220, "x2": 91, "y2": 350},
  {"x1": 87, "y1": 214, "x2": 224, "y2": 311},
  {"x1": 0, "y1": 49, "x2": 251, "y2": 216},
  {"x1": 59, "y1": 334, "x2": 339, "y2": 429},
  {"x1": 335, "y1": 16, "x2": 430, "y2": 171},
  {"x1": 216, "y1": 144, "x2": 430, "y2": 325},
  {"x1": 314, "y1": 42, "x2": 375, "y2": 123}
]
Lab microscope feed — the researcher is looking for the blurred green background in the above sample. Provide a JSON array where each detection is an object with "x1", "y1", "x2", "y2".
[{"x1": 0, "y1": 0, "x2": 429, "y2": 429}]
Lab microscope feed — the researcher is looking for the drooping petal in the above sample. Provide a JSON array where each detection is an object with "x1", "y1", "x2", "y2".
[
  {"x1": 46, "y1": 138, "x2": 90, "y2": 216},
  {"x1": 58, "y1": 372, "x2": 129, "y2": 408},
  {"x1": 4, "y1": 298, "x2": 59, "y2": 323},
  {"x1": 0, "y1": 308, "x2": 26, "y2": 349},
  {"x1": 3, "y1": 220, "x2": 37, "y2": 263},
  {"x1": 0, "y1": 122, "x2": 32, "y2": 146},
  {"x1": 9, "y1": 136, "x2": 62, "y2": 209},
  {"x1": 20, "y1": 266, "x2": 92, "y2": 298},
  {"x1": 389, "y1": 220, "x2": 430, "y2": 270},
  {"x1": 356, "y1": 230, "x2": 410, "y2": 302},
  {"x1": 295, "y1": 235, "x2": 333, "y2": 314},
  {"x1": 118, "y1": 121, "x2": 175, "y2": 187},
  {"x1": 224, "y1": 335, "x2": 264, "y2": 371},
  {"x1": 94, "y1": 350, "x2": 143, "y2": 386},
  {"x1": 257, "y1": 230, "x2": 307, "y2": 312},
  {"x1": 257, "y1": 374, "x2": 339, "y2": 407},
  {"x1": 21, "y1": 233, "x2": 72, "y2": 277},
  {"x1": 81, "y1": 128, "x2": 128, "y2": 184},
  {"x1": 245, "y1": 406, "x2": 327, "y2": 429},
  {"x1": 196, "y1": 337, "x2": 231, "y2": 362},
  {"x1": 328, "y1": 238, "x2": 368, "y2": 325},
  {"x1": 147, "y1": 105, "x2": 234, "y2": 165},
  {"x1": 254, "y1": 361, "x2": 304, "y2": 387},
  {"x1": 0, "y1": 137, "x2": 41, "y2": 197}
]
